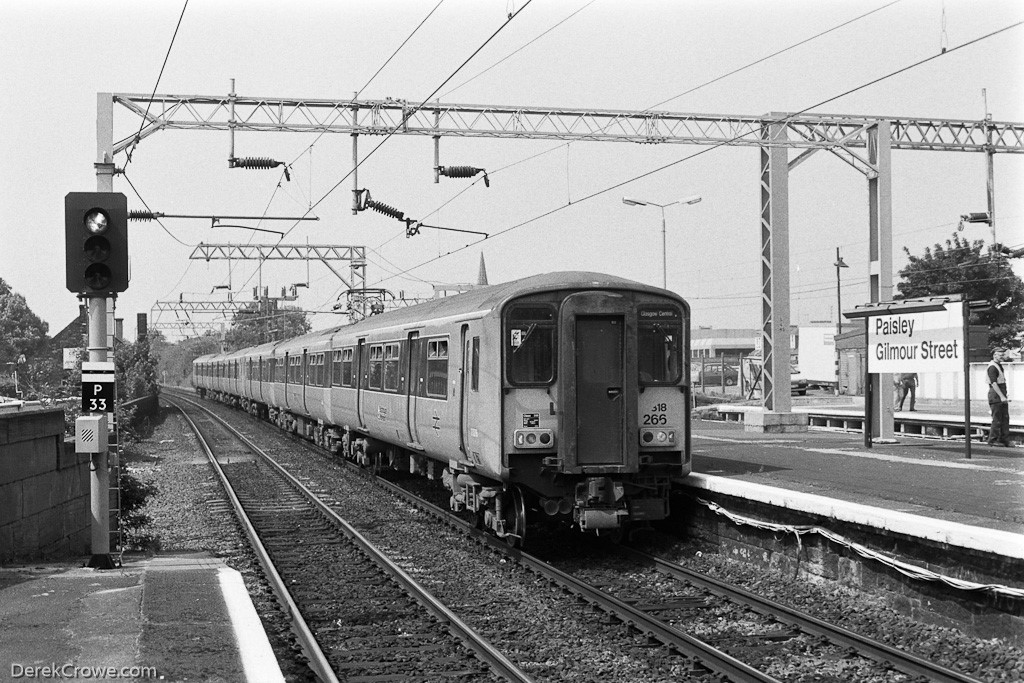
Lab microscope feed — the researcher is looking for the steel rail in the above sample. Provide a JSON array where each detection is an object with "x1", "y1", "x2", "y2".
[
  {"x1": 314, "y1": 447, "x2": 780, "y2": 683},
  {"x1": 162, "y1": 394, "x2": 340, "y2": 683},
  {"x1": 167, "y1": 392, "x2": 535, "y2": 683},
  {"x1": 617, "y1": 546, "x2": 985, "y2": 683}
]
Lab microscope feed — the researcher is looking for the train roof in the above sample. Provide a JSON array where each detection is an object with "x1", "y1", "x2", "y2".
[{"x1": 193, "y1": 271, "x2": 684, "y2": 362}]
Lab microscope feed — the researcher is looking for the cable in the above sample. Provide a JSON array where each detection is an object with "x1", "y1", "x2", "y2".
[
  {"x1": 440, "y1": 0, "x2": 597, "y2": 99},
  {"x1": 278, "y1": 0, "x2": 536, "y2": 244},
  {"x1": 695, "y1": 497, "x2": 1024, "y2": 599},
  {"x1": 416, "y1": 1, "x2": 904, "y2": 232},
  {"x1": 121, "y1": 173, "x2": 195, "y2": 248},
  {"x1": 358, "y1": 0, "x2": 446, "y2": 99},
  {"x1": 375, "y1": 19, "x2": 1024, "y2": 288},
  {"x1": 125, "y1": 0, "x2": 189, "y2": 165},
  {"x1": 650, "y1": 0, "x2": 904, "y2": 110}
]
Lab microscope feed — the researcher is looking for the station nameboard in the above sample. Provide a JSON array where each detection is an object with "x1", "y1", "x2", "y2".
[{"x1": 866, "y1": 302, "x2": 964, "y2": 373}]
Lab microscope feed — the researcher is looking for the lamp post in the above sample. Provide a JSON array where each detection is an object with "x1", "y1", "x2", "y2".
[
  {"x1": 622, "y1": 194, "x2": 701, "y2": 289},
  {"x1": 834, "y1": 247, "x2": 849, "y2": 394}
]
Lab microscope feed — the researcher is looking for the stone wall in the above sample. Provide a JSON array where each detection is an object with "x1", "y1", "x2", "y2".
[{"x1": 0, "y1": 407, "x2": 90, "y2": 563}]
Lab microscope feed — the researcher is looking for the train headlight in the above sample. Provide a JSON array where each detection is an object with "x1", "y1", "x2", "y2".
[
  {"x1": 514, "y1": 428, "x2": 555, "y2": 449},
  {"x1": 639, "y1": 427, "x2": 676, "y2": 447}
]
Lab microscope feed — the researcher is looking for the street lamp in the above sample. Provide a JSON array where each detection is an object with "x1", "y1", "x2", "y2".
[
  {"x1": 834, "y1": 247, "x2": 849, "y2": 395},
  {"x1": 622, "y1": 194, "x2": 702, "y2": 289}
]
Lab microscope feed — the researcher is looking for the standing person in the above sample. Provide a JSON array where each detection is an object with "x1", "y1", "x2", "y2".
[
  {"x1": 893, "y1": 372, "x2": 905, "y2": 408},
  {"x1": 987, "y1": 349, "x2": 1011, "y2": 447},
  {"x1": 897, "y1": 372, "x2": 918, "y2": 411}
]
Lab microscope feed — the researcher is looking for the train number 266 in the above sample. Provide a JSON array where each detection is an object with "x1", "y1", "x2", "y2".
[{"x1": 643, "y1": 403, "x2": 668, "y2": 425}]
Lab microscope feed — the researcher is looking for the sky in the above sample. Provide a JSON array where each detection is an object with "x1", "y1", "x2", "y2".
[{"x1": 1, "y1": 0, "x2": 1022, "y2": 344}]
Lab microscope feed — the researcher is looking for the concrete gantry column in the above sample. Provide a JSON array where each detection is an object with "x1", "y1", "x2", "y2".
[{"x1": 867, "y1": 121, "x2": 895, "y2": 442}]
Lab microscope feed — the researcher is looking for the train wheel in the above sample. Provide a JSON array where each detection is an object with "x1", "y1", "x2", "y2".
[{"x1": 500, "y1": 486, "x2": 527, "y2": 548}]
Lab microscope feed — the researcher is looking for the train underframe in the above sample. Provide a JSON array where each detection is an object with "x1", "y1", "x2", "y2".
[{"x1": 202, "y1": 390, "x2": 673, "y2": 547}]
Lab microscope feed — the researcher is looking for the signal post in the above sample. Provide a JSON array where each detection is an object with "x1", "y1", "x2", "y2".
[{"x1": 66, "y1": 189, "x2": 128, "y2": 569}]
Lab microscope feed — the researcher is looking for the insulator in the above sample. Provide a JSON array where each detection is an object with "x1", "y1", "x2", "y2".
[
  {"x1": 129, "y1": 210, "x2": 156, "y2": 221},
  {"x1": 439, "y1": 165, "x2": 482, "y2": 178},
  {"x1": 366, "y1": 199, "x2": 404, "y2": 221},
  {"x1": 232, "y1": 157, "x2": 283, "y2": 170}
]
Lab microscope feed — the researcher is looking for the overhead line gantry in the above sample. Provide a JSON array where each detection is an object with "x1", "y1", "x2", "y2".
[{"x1": 98, "y1": 89, "x2": 1024, "y2": 436}]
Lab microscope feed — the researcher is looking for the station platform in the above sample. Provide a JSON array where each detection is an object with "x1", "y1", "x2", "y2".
[
  {"x1": 690, "y1": 408, "x2": 1024, "y2": 537},
  {"x1": 0, "y1": 553, "x2": 283, "y2": 682}
]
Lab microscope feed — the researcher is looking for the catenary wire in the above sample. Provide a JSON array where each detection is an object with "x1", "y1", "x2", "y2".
[
  {"x1": 125, "y1": 0, "x2": 189, "y2": 165},
  {"x1": 412, "y1": 0, "x2": 906, "y2": 242},
  {"x1": 440, "y1": 0, "x2": 598, "y2": 99},
  {"x1": 230, "y1": 2, "x2": 533, "y2": 314},
  {"x1": 278, "y1": 0, "x2": 535, "y2": 245},
  {"x1": 371, "y1": 19, "x2": 1024, "y2": 289}
]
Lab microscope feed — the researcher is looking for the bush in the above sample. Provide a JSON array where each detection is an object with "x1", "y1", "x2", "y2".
[{"x1": 120, "y1": 468, "x2": 159, "y2": 551}]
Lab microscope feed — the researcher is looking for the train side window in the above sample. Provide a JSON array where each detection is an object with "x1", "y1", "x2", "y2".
[
  {"x1": 471, "y1": 336, "x2": 480, "y2": 391},
  {"x1": 368, "y1": 345, "x2": 383, "y2": 390},
  {"x1": 426, "y1": 339, "x2": 448, "y2": 398},
  {"x1": 383, "y1": 343, "x2": 400, "y2": 392},
  {"x1": 342, "y1": 348, "x2": 354, "y2": 386},
  {"x1": 506, "y1": 305, "x2": 556, "y2": 385},
  {"x1": 638, "y1": 306, "x2": 683, "y2": 384},
  {"x1": 331, "y1": 350, "x2": 342, "y2": 386}
]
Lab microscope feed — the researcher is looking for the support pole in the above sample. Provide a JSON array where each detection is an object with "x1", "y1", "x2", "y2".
[
  {"x1": 866, "y1": 121, "x2": 895, "y2": 442},
  {"x1": 963, "y1": 302, "x2": 972, "y2": 459},
  {"x1": 88, "y1": 92, "x2": 115, "y2": 570},
  {"x1": 86, "y1": 296, "x2": 114, "y2": 569}
]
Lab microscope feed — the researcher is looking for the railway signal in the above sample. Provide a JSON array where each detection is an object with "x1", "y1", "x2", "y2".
[{"x1": 65, "y1": 192, "x2": 129, "y2": 294}]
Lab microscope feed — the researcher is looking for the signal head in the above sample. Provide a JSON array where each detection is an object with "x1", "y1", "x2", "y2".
[{"x1": 65, "y1": 192, "x2": 129, "y2": 295}]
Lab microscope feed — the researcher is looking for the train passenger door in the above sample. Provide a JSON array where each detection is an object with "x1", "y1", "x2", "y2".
[
  {"x1": 559, "y1": 292, "x2": 637, "y2": 472},
  {"x1": 458, "y1": 325, "x2": 469, "y2": 455},
  {"x1": 301, "y1": 349, "x2": 308, "y2": 415},
  {"x1": 283, "y1": 352, "x2": 290, "y2": 410},
  {"x1": 406, "y1": 332, "x2": 422, "y2": 447},
  {"x1": 356, "y1": 339, "x2": 366, "y2": 430},
  {"x1": 576, "y1": 316, "x2": 625, "y2": 463}
]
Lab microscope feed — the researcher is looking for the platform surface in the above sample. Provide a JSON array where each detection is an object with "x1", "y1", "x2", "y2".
[
  {"x1": 691, "y1": 412, "x2": 1024, "y2": 535},
  {"x1": 0, "y1": 552, "x2": 283, "y2": 682}
]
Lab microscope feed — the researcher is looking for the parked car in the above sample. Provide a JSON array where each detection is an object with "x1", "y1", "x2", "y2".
[
  {"x1": 791, "y1": 365, "x2": 808, "y2": 396},
  {"x1": 696, "y1": 364, "x2": 739, "y2": 387}
]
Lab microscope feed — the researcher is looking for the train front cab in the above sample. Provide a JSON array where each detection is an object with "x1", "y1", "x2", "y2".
[{"x1": 503, "y1": 287, "x2": 690, "y2": 538}]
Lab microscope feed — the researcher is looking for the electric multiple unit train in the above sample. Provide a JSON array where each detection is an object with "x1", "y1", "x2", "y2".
[{"x1": 193, "y1": 271, "x2": 691, "y2": 545}]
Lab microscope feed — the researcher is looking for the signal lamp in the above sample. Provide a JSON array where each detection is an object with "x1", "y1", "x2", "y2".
[{"x1": 65, "y1": 192, "x2": 129, "y2": 294}]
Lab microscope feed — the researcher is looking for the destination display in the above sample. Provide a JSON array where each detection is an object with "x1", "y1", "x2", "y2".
[{"x1": 866, "y1": 302, "x2": 964, "y2": 372}]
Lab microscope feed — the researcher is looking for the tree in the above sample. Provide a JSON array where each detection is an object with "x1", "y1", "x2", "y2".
[
  {"x1": 0, "y1": 278, "x2": 57, "y2": 399},
  {"x1": 897, "y1": 233, "x2": 1024, "y2": 351},
  {"x1": 151, "y1": 330, "x2": 221, "y2": 385},
  {"x1": 224, "y1": 299, "x2": 310, "y2": 351},
  {"x1": 0, "y1": 277, "x2": 49, "y2": 363}
]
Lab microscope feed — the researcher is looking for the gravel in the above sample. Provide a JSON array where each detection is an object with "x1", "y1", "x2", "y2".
[{"x1": 128, "y1": 401, "x2": 1024, "y2": 683}]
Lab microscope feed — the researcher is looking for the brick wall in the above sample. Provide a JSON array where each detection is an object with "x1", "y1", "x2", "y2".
[{"x1": 0, "y1": 407, "x2": 91, "y2": 562}]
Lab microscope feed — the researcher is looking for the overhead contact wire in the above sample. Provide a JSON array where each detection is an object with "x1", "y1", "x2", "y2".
[
  {"x1": 279, "y1": 0, "x2": 535, "y2": 244},
  {"x1": 125, "y1": 0, "x2": 190, "y2": 165},
  {"x1": 377, "y1": 19, "x2": 1024, "y2": 287}
]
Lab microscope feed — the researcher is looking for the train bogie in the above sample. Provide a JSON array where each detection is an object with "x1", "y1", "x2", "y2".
[{"x1": 193, "y1": 272, "x2": 691, "y2": 546}]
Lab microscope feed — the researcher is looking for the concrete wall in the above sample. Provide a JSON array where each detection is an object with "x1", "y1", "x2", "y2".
[{"x1": 0, "y1": 407, "x2": 91, "y2": 563}]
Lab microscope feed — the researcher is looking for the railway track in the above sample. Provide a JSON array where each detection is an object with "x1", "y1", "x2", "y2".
[
  {"x1": 540, "y1": 541, "x2": 987, "y2": 683},
  {"x1": 164, "y1": 393, "x2": 531, "y2": 683},
  {"x1": 169, "y1": 389, "x2": 985, "y2": 682}
]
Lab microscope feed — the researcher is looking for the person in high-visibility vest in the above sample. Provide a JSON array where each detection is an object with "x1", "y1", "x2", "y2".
[{"x1": 986, "y1": 348, "x2": 1011, "y2": 447}]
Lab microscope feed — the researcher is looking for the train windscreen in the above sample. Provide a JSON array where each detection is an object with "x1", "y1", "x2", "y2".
[
  {"x1": 506, "y1": 305, "x2": 556, "y2": 385},
  {"x1": 638, "y1": 305, "x2": 683, "y2": 384}
]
